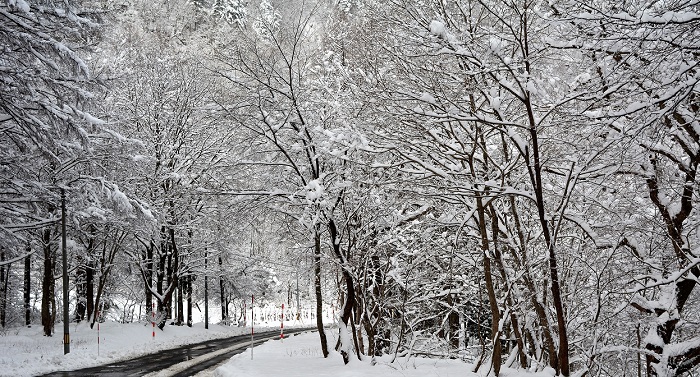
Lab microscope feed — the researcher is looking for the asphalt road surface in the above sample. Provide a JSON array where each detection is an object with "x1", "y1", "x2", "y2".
[{"x1": 41, "y1": 327, "x2": 312, "y2": 377}]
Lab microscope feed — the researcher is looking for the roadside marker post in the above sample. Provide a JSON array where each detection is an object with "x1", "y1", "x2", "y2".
[
  {"x1": 97, "y1": 310, "x2": 100, "y2": 356},
  {"x1": 152, "y1": 303, "x2": 155, "y2": 339}
]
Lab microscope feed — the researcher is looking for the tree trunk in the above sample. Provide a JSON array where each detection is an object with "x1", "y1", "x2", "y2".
[
  {"x1": 145, "y1": 242, "x2": 153, "y2": 321},
  {"x1": 507, "y1": 195, "x2": 558, "y2": 368},
  {"x1": 177, "y1": 276, "x2": 184, "y2": 326},
  {"x1": 476, "y1": 195, "x2": 501, "y2": 376},
  {"x1": 75, "y1": 255, "x2": 86, "y2": 322},
  {"x1": 41, "y1": 228, "x2": 55, "y2": 337},
  {"x1": 489, "y1": 205, "x2": 528, "y2": 369},
  {"x1": 86, "y1": 260, "x2": 94, "y2": 322},
  {"x1": 219, "y1": 255, "x2": 226, "y2": 323},
  {"x1": 24, "y1": 247, "x2": 31, "y2": 326},
  {"x1": 90, "y1": 231, "x2": 125, "y2": 329},
  {"x1": 157, "y1": 228, "x2": 166, "y2": 310},
  {"x1": 186, "y1": 275, "x2": 193, "y2": 327},
  {"x1": 448, "y1": 295, "x2": 460, "y2": 350},
  {"x1": 535, "y1": 185, "x2": 569, "y2": 373},
  {"x1": 0, "y1": 249, "x2": 7, "y2": 328},
  {"x1": 328, "y1": 218, "x2": 357, "y2": 363},
  {"x1": 156, "y1": 226, "x2": 179, "y2": 330},
  {"x1": 522, "y1": 19, "x2": 570, "y2": 371},
  {"x1": 157, "y1": 281, "x2": 178, "y2": 330},
  {"x1": 166, "y1": 245, "x2": 173, "y2": 321},
  {"x1": 204, "y1": 249, "x2": 208, "y2": 329},
  {"x1": 362, "y1": 314, "x2": 376, "y2": 357},
  {"x1": 314, "y1": 226, "x2": 329, "y2": 358},
  {"x1": 363, "y1": 254, "x2": 383, "y2": 357},
  {"x1": 643, "y1": 268, "x2": 700, "y2": 376},
  {"x1": 641, "y1": 158, "x2": 700, "y2": 376}
]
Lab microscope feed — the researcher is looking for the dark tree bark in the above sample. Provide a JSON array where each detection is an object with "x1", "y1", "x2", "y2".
[
  {"x1": 186, "y1": 275, "x2": 193, "y2": 327},
  {"x1": 177, "y1": 277, "x2": 184, "y2": 326},
  {"x1": 639, "y1": 151, "x2": 700, "y2": 376},
  {"x1": 41, "y1": 228, "x2": 55, "y2": 337},
  {"x1": 328, "y1": 218, "x2": 357, "y2": 364},
  {"x1": 166, "y1": 243, "x2": 173, "y2": 320},
  {"x1": 157, "y1": 228, "x2": 166, "y2": 309},
  {"x1": 475, "y1": 194, "x2": 501, "y2": 376},
  {"x1": 155, "y1": 226, "x2": 179, "y2": 330},
  {"x1": 90, "y1": 231, "x2": 125, "y2": 329},
  {"x1": 81, "y1": 226, "x2": 97, "y2": 322},
  {"x1": 361, "y1": 253, "x2": 384, "y2": 357},
  {"x1": 86, "y1": 260, "x2": 94, "y2": 321},
  {"x1": 314, "y1": 227, "x2": 329, "y2": 358},
  {"x1": 204, "y1": 249, "x2": 208, "y2": 329},
  {"x1": 24, "y1": 247, "x2": 31, "y2": 326},
  {"x1": 145, "y1": 241, "x2": 154, "y2": 320},
  {"x1": 219, "y1": 255, "x2": 226, "y2": 323},
  {"x1": 520, "y1": 12, "x2": 570, "y2": 373},
  {"x1": 489, "y1": 205, "x2": 528, "y2": 369},
  {"x1": 507, "y1": 196, "x2": 558, "y2": 368},
  {"x1": 0, "y1": 249, "x2": 8, "y2": 328},
  {"x1": 75, "y1": 255, "x2": 86, "y2": 322},
  {"x1": 446, "y1": 294, "x2": 460, "y2": 350}
]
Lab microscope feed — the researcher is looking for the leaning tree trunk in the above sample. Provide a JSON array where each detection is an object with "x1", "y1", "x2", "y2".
[
  {"x1": 525, "y1": 84, "x2": 569, "y2": 375},
  {"x1": 489, "y1": 204, "x2": 528, "y2": 369}
]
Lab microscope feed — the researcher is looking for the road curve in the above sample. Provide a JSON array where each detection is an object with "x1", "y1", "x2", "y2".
[{"x1": 40, "y1": 327, "x2": 312, "y2": 377}]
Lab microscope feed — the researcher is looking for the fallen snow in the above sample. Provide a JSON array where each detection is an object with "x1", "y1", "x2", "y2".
[
  {"x1": 2, "y1": 321, "x2": 562, "y2": 377},
  {"x1": 214, "y1": 331, "x2": 559, "y2": 377},
  {"x1": 0, "y1": 321, "x2": 286, "y2": 376}
]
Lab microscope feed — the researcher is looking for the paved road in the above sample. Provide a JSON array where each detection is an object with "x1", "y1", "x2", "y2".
[{"x1": 41, "y1": 328, "x2": 311, "y2": 377}]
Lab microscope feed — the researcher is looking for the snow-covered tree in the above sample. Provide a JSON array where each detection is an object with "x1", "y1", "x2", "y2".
[
  {"x1": 555, "y1": 2, "x2": 700, "y2": 375},
  {"x1": 0, "y1": 0, "x2": 148, "y2": 334}
]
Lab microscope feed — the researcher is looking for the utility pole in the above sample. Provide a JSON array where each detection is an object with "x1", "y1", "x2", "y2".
[{"x1": 61, "y1": 188, "x2": 70, "y2": 354}]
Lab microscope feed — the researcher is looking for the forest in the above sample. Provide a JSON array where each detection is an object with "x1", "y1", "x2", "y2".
[{"x1": 1, "y1": 0, "x2": 699, "y2": 376}]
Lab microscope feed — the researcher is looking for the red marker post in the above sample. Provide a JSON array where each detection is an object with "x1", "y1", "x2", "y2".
[
  {"x1": 152, "y1": 303, "x2": 155, "y2": 339},
  {"x1": 280, "y1": 303, "x2": 285, "y2": 341}
]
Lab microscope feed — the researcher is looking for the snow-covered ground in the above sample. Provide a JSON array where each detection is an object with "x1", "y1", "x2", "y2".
[
  {"x1": 2, "y1": 320, "x2": 557, "y2": 377},
  {"x1": 213, "y1": 331, "x2": 558, "y2": 377},
  {"x1": 0, "y1": 320, "x2": 290, "y2": 376}
]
